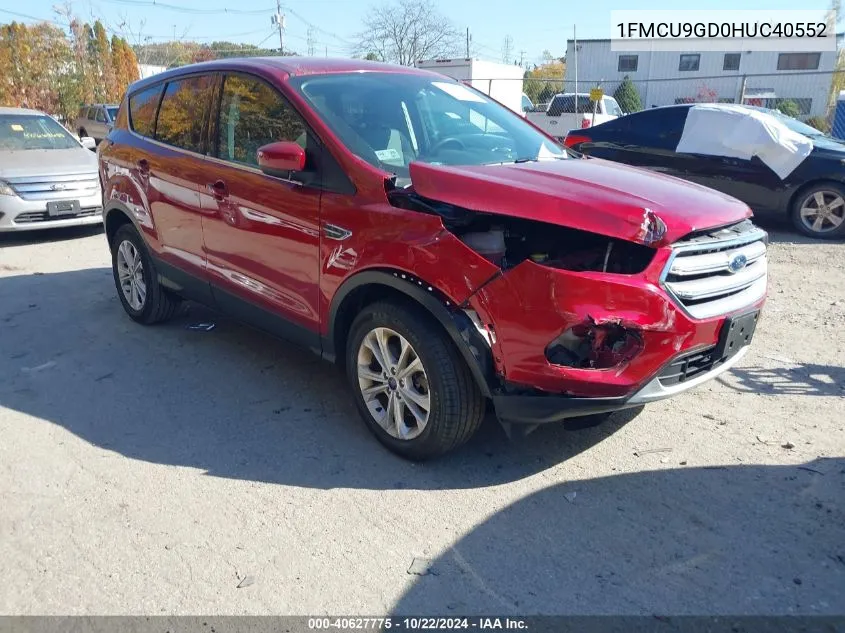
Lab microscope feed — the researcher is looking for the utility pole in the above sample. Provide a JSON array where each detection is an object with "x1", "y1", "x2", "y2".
[
  {"x1": 518, "y1": 49, "x2": 526, "y2": 68},
  {"x1": 574, "y1": 24, "x2": 578, "y2": 113},
  {"x1": 307, "y1": 26, "x2": 315, "y2": 56},
  {"x1": 271, "y1": 0, "x2": 285, "y2": 54},
  {"x1": 466, "y1": 27, "x2": 471, "y2": 58},
  {"x1": 502, "y1": 35, "x2": 513, "y2": 64}
]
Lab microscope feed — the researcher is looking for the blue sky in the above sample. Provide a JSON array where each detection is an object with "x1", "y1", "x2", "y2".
[{"x1": 2, "y1": 0, "x2": 832, "y2": 66}]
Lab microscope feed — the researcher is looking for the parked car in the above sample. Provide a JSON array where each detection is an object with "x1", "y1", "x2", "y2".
[
  {"x1": 75, "y1": 104, "x2": 120, "y2": 144},
  {"x1": 98, "y1": 58, "x2": 767, "y2": 459},
  {"x1": 526, "y1": 92, "x2": 623, "y2": 140},
  {"x1": 564, "y1": 103, "x2": 845, "y2": 239},
  {"x1": 0, "y1": 107, "x2": 101, "y2": 232}
]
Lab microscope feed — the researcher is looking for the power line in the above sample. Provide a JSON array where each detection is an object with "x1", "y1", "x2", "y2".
[
  {"x1": 282, "y1": 6, "x2": 353, "y2": 45},
  {"x1": 93, "y1": 0, "x2": 275, "y2": 15}
]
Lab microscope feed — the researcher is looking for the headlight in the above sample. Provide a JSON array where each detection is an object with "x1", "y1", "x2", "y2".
[{"x1": 0, "y1": 180, "x2": 17, "y2": 196}]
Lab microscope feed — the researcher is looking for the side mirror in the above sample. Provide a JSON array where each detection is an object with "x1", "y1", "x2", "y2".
[
  {"x1": 257, "y1": 141, "x2": 305, "y2": 176},
  {"x1": 80, "y1": 136, "x2": 96, "y2": 150}
]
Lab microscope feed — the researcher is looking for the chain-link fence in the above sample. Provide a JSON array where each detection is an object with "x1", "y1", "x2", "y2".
[{"x1": 470, "y1": 70, "x2": 845, "y2": 133}]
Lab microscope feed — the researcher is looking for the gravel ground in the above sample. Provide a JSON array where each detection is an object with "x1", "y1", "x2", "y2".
[{"x1": 0, "y1": 220, "x2": 843, "y2": 615}]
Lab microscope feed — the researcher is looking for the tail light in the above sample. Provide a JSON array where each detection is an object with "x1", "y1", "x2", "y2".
[
  {"x1": 564, "y1": 134, "x2": 591, "y2": 148},
  {"x1": 581, "y1": 118, "x2": 592, "y2": 129}
]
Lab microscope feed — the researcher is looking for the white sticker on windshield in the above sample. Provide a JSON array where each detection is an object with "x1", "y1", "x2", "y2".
[
  {"x1": 375, "y1": 148, "x2": 402, "y2": 161},
  {"x1": 432, "y1": 81, "x2": 486, "y2": 103}
]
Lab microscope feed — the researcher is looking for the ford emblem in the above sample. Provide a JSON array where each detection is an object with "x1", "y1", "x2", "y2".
[{"x1": 728, "y1": 253, "x2": 748, "y2": 273}]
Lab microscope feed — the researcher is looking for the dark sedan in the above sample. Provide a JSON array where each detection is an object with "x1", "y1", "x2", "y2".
[{"x1": 564, "y1": 104, "x2": 845, "y2": 239}]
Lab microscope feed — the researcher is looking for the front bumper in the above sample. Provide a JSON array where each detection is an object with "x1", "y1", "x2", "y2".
[
  {"x1": 0, "y1": 194, "x2": 102, "y2": 232},
  {"x1": 493, "y1": 344, "x2": 749, "y2": 424}
]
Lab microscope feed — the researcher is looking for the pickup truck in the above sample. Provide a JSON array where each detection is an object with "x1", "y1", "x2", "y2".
[{"x1": 526, "y1": 92, "x2": 623, "y2": 141}]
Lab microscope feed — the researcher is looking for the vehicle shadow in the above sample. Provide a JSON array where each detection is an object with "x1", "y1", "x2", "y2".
[
  {"x1": 719, "y1": 362, "x2": 845, "y2": 397},
  {"x1": 389, "y1": 458, "x2": 845, "y2": 615},
  {"x1": 0, "y1": 268, "x2": 641, "y2": 491},
  {"x1": 753, "y1": 216, "x2": 845, "y2": 245},
  {"x1": 0, "y1": 224, "x2": 103, "y2": 248}
]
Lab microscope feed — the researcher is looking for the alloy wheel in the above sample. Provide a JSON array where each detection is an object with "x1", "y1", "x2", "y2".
[
  {"x1": 356, "y1": 327, "x2": 431, "y2": 440},
  {"x1": 116, "y1": 239, "x2": 146, "y2": 311},
  {"x1": 799, "y1": 190, "x2": 845, "y2": 234}
]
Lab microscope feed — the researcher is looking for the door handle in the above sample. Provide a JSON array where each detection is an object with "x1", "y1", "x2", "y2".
[{"x1": 207, "y1": 180, "x2": 229, "y2": 201}]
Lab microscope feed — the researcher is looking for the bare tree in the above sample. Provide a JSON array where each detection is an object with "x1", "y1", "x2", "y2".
[{"x1": 355, "y1": 0, "x2": 460, "y2": 66}]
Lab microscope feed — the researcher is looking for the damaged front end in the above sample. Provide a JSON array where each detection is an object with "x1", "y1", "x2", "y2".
[{"x1": 385, "y1": 173, "x2": 711, "y2": 406}]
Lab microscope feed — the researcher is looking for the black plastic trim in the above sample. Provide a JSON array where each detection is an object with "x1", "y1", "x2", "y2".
[
  {"x1": 492, "y1": 392, "x2": 638, "y2": 425},
  {"x1": 211, "y1": 285, "x2": 321, "y2": 355},
  {"x1": 324, "y1": 270, "x2": 496, "y2": 398}
]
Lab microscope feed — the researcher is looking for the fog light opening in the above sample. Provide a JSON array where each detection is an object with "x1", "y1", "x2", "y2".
[{"x1": 546, "y1": 318, "x2": 643, "y2": 369}]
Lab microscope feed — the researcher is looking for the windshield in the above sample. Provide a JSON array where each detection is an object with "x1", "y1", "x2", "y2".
[
  {"x1": 0, "y1": 114, "x2": 79, "y2": 150},
  {"x1": 292, "y1": 73, "x2": 565, "y2": 178},
  {"x1": 107, "y1": 107, "x2": 119, "y2": 120}
]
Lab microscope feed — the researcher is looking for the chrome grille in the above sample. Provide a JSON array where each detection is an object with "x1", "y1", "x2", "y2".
[
  {"x1": 663, "y1": 220, "x2": 768, "y2": 320},
  {"x1": 5, "y1": 173, "x2": 99, "y2": 202}
]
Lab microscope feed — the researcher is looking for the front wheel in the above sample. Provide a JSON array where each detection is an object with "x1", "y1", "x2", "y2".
[
  {"x1": 790, "y1": 183, "x2": 845, "y2": 239},
  {"x1": 346, "y1": 301, "x2": 485, "y2": 460}
]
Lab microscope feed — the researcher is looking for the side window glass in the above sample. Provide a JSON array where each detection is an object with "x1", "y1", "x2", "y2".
[
  {"x1": 86, "y1": 107, "x2": 95, "y2": 119},
  {"x1": 656, "y1": 109, "x2": 689, "y2": 150},
  {"x1": 155, "y1": 75, "x2": 216, "y2": 153},
  {"x1": 129, "y1": 84, "x2": 163, "y2": 138},
  {"x1": 217, "y1": 74, "x2": 307, "y2": 167},
  {"x1": 95, "y1": 108, "x2": 107, "y2": 123}
]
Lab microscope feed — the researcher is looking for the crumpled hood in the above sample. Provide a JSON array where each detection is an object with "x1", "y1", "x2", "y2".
[
  {"x1": 409, "y1": 158, "x2": 752, "y2": 245},
  {"x1": 0, "y1": 148, "x2": 97, "y2": 179}
]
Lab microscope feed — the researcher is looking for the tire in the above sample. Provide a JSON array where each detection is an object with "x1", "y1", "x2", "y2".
[
  {"x1": 790, "y1": 182, "x2": 845, "y2": 239},
  {"x1": 111, "y1": 223, "x2": 181, "y2": 324},
  {"x1": 346, "y1": 301, "x2": 485, "y2": 460}
]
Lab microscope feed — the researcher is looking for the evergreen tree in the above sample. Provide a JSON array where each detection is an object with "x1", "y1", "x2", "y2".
[{"x1": 613, "y1": 75, "x2": 643, "y2": 113}]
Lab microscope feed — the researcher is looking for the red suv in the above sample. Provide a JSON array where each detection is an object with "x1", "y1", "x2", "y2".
[{"x1": 98, "y1": 58, "x2": 768, "y2": 459}]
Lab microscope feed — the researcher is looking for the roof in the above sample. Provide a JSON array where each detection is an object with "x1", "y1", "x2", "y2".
[
  {"x1": 0, "y1": 106, "x2": 47, "y2": 116},
  {"x1": 129, "y1": 56, "x2": 437, "y2": 93}
]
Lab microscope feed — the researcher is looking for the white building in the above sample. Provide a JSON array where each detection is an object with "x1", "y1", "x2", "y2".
[
  {"x1": 137, "y1": 64, "x2": 167, "y2": 80},
  {"x1": 564, "y1": 38, "x2": 842, "y2": 118}
]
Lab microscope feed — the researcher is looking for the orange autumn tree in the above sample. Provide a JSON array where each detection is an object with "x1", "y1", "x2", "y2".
[{"x1": 0, "y1": 17, "x2": 139, "y2": 120}]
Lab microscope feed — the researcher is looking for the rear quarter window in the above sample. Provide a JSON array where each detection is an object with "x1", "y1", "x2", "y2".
[{"x1": 129, "y1": 84, "x2": 164, "y2": 138}]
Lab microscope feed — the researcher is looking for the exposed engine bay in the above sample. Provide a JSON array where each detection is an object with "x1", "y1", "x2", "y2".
[{"x1": 387, "y1": 185, "x2": 656, "y2": 274}]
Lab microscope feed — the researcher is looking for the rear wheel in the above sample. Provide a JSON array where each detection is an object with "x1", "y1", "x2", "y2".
[
  {"x1": 790, "y1": 183, "x2": 845, "y2": 239},
  {"x1": 346, "y1": 301, "x2": 485, "y2": 460},
  {"x1": 111, "y1": 223, "x2": 181, "y2": 324}
]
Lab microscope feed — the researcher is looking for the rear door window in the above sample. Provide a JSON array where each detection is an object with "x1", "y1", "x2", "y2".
[
  {"x1": 95, "y1": 108, "x2": 107, "y2": 123},
  {"x1": 621, "y1": 107, "x2": 689, "y2": 150},
  {"x1": 154, "y1": 75, "x2": 216, "y2": 153},
  {"x1": 129, "y1": 84, "x2": 163, "y2": 138}
]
